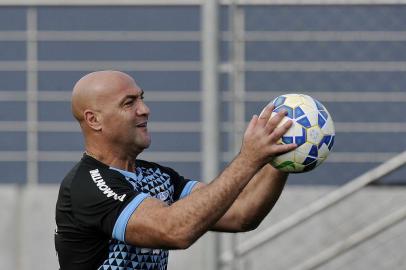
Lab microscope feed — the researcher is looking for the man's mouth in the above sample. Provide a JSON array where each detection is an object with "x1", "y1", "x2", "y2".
[{"x1": 136, "y1": 121, "x2": 148, "y2": 128}]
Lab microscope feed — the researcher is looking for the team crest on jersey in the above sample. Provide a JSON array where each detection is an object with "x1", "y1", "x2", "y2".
[{"x1": 157, "y1": 191, "x2": 170, "y2": 201}]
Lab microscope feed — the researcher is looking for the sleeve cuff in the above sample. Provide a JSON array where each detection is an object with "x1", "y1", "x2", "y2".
[
  {"x1": 112, "y1": 193, "x2": 150, "y2": 242},
  {"x1": 179, "y1": 180, "x2": 199, "y2": 200}
]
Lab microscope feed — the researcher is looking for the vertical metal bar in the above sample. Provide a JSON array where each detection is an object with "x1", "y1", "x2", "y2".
[
  {"x1": 201, "y1": 0, "x2": 220, "y2": 185},
  {"x1": 15, "y1": 186, "x2": 23, "y2": 270},
  {"x1": 232, "y1": 6, "x2": 246, "y2": 151},
  {"x1": 227, "y1": 3, "x2": 238, "y2": 270},
  {"x1": 227, "y1": 3, "x2": 246, "y2": 270},
  {"x1": 26, "y1": 7, "x2": 38, "y2": 185},
  {"x1": 201, "y1": 0, "x2": 220, "y2": 270},
  {"x1": 228, "y1": 0, "x2": 237, "y2": 154},
  {"x1": 18, "y1": 7, "x2": 38, "y2": 269}
]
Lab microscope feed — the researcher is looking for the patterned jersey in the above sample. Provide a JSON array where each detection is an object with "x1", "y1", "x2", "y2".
[{"x1": 55, "y1": 154, "x2": 198, "y2": 270}]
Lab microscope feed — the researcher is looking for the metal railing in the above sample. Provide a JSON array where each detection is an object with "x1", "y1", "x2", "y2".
[
  {"x1": 220, "y1": 150, "x2": 406, "y2": 266},
  {"x1": 291, "y1": 204, "x2": 406, "y2": 270}
]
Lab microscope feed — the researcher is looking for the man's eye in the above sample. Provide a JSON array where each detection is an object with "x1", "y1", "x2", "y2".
[{"x1": 124, "y1": 100, "x2": 134, "y2": 106}]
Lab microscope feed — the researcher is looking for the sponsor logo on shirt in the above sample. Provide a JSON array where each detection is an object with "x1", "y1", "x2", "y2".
[{"x1": 89, "y1": 169, "x2": 126, "y2": 202}]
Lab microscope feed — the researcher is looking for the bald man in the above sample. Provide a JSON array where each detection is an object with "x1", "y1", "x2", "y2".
[{"x1": 54, "y1": 70, "x2": 296, "y2": 270}]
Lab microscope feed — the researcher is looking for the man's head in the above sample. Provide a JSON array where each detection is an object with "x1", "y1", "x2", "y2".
[{"x1": 72, "y1": 70, "x2": 151, "y2": 157}]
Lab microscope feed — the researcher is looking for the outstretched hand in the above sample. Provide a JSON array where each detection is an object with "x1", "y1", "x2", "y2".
[{"x1": 240, "y1": 104, "x2": 297, "y2": 168}]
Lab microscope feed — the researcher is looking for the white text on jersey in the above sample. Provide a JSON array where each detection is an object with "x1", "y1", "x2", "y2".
[{"x1": 89, "y1": 169, "x2": 126, "y2": 202}]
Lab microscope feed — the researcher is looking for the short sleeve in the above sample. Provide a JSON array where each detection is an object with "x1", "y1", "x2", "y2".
[
  {"x1": 71, "y1": 167, "x2": 149, "y2": 241},
  {"x1": 166, "y1": 167, "x2": 199, "y2": 201}
]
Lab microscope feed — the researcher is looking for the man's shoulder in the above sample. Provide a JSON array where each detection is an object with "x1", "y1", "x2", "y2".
[
  {"x1": 60, "y1": 154, "x2": 124, "y2": 189},
  {"x1": 61, "y1": 155, "x2": 101, "y2": 179}
]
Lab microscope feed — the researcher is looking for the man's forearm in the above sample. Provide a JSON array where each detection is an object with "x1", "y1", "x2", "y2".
[
  {"x1": 239, "y1": 164, "x2": 287, "y2": 229},
  {"x1": 166, "y1": 154, "x2": 262, "y2": 244},
  {"x1": 212, "y1": 164, "x2": 288, "y2": 232}
]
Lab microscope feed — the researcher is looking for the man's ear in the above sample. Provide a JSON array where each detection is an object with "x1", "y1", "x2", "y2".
[{"x1": 84, "y1": 109, "x2": 102, "y2": 131}]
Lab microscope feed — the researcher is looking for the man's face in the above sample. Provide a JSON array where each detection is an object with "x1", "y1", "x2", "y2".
[{"x1": 100, "y1": 78, "x2": 151, "y2": 154}]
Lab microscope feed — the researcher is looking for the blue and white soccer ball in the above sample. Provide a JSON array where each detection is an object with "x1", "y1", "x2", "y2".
[{"x1": 266, "y1": 93, "x2": 335, "y2": 173}]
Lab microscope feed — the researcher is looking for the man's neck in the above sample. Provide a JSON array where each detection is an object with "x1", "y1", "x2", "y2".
[{"x1": 85, "y1": 148, "x2": 138, "y2": 172}]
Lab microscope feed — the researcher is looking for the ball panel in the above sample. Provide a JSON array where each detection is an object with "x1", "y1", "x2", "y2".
[
  {"x1": 282, "y1": 136, "x2": 294, "y2": 144},
  {"x1": 320, "y1": 110, "x2": 329, "y2": 120},
  {"x1": 318, "y1": 113, "x2": 326, "y2": 128},
  {"x1": 283, "y1": 95, "x2": 304, "y2": 108},
  {"x1": 274, "y1": 105, "x2": 294, "y2": 119},
  {"x1": 294, "y1": 106, "x2": 305, "y2": 119},
  {"x1": 293, "y1": 125, "x2": 306, "y2": 146},
  {"x1": 297, "y1": 116, "x2": 311, "y2": 128},
  {"x1": 314, "y1": 98, "x2": 326, "y2": 111},
  {"x1": 303, "y1": 156, "x2": 316, "y2": 165},
  {"x1": 296, "y1": 104, "x2": 318, "y2": 127},
  {"x1": 271, "y1": 150, "x2": 295, "y2": 172},
  {"x1": 290, "y1": 162, "x2": 306, "y2": 173},
  {"x1": 296, "y1": 141, "x2": 313, "y2": 157},
  {"x1": 318, "y1": 135, "x2": 332, "y2": 148},
  {"x1": 318, "y1": 143, "x2": 330, "y2": 159},
  {"x1": 273, "y1": 96, "x2": 286, "y2": 108},
  {"x1": 298, "y1": 104, "x2": 315, "y2": 116},
  {"x1": 328, "y1": 136, "x2": 335, "y2": 150},
  {"x1": 270, "y1": 160, "x2": 295, "y2": 172},
  {"x1": 302, "y1": 94, "x2": 318, "y2": 107},
  {"x1": 270, "y1": 159, "x2": 305, "y2": 173},
  {"x1": 294, "y1": 150, "x2": 308, "y2": 164},
  {"x1": 309, "y1": 145, "x2": 318, "y2": 157},
  {"x1": 303, "y1": 161, "x2": 318, "y2": 172},
  {"x1": 321, "y1": 116, "x2": 335, "y2": 135},
  {"x1": 307, "y1": 125, "x2": 323, "y2": 145},
  {"x1": 273, "y1": 150, "x2": 294, "y2": 162}
]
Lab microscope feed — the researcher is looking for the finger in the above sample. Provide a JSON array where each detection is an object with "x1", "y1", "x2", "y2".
[
  {"x1": 258, "y1": 104, "x2": 275, "y2": 127},
  {"x1": 247, "y1": 114, "x2": 259, "y2": 131},
  {"x1": 269, "y1": 119, "x2": 294, "y2": 142},
  {"x1": 272, "y1": 143, "x2": 298, "y2": 155},
  {"x1": 265, "y1": 109, "x2": 288, "y2": 133}
]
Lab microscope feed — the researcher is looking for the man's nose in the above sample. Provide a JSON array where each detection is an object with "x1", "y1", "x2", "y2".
[{"x1": 137, "y1": 101, "x2": 150, "y2": 116}]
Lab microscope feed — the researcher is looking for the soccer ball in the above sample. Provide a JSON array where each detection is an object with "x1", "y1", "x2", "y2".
[{"x1": 265, "y1": 93, "x2": 335, "y2": 173}]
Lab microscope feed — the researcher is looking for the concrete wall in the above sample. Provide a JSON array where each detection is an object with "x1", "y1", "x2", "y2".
[
  {"x1": 0, "y1": 185, "x2": 405, "y2": 270},
  {"x1": 0, "y1": 186, "x2": 59, "y2": 270}
]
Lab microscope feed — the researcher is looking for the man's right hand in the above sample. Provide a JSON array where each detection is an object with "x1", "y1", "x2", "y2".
[{"x1": 240, "y1": 104, "x2": 297, "y2": 169}]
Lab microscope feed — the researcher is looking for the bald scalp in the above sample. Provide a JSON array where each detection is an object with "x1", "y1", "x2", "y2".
[{"x1": 71, "y1": 70, "x2": 136, "y2": 122}]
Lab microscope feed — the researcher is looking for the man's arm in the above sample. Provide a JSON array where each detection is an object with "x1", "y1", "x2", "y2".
[
  {"x1": 124, "y1": 106, "x2": 296, "y2": 249},
  {"x1": 192, "y1": 164, "x2": 288, "y2": 232}
]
